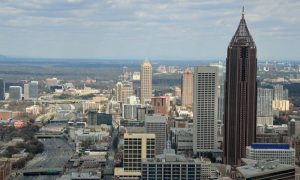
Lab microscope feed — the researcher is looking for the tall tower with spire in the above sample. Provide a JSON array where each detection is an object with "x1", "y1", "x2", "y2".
[
  {"x1": 140, "y1": 58, "x2": 152, "y2": 105},
  {"x1": 223, "y1": 8, "x2": 257, "y2": 166}
]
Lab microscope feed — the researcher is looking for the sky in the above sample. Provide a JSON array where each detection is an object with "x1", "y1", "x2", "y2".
[{"x1": 0, "y1": 0, "x2": 299, "y2": 60}]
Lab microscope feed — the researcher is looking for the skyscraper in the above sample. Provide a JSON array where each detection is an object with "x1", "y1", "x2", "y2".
[
  {"x1": 193, "y1": 66, "x2": 219, "y2": 155},
  {"x1": 24, "y1": 81, "x2": 39, "y2": 100},
  {"x1": 0, "y1": 79, "x2": 5, "y2": 101},
  {"x1": 145, "y1": 115, "x2": 167, "y2": 155},
  {"x1": 24, "y1": 84, "x2": 29, "y2": 100},
  {"x1": 257, "y1": 88, "x2": 273, "y2": 126},
  {"x1": 29, "y1": 81, "x2": 38, "y2": 99},
  {"x1": 273, "y1": 84, "x2": 288, "y2": 100},
  {"x1": 116, "y1": 81, "x2": 133, "y2": 103},
  {"x1": 181, "y1": 68, "x2": 193, "y2": 107},
  {"x1": 224, "y1": 9, "x2": 257, "y2": 166},
  {"x1": 9, "y1": 86, "x2": 22, "y2": 101},
  {"x1": 140, "y1": 59, "x2": 152, "y2": 105},
  {"x1": 123, "y1": 133, "x2": 156, "y2": 171}
]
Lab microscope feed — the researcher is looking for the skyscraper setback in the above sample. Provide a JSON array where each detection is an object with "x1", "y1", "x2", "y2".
[{"x1": 223, "y1": 9, "x2": 257, "y2": 166}]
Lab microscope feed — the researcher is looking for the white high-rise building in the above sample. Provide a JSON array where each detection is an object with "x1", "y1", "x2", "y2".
[
  {"x1": 273, "y1": 84, "x2": 288, "y2": 100},
  {"x1": 257, "y1": 88, "x2": 273, "y2": 126},
  {"x1": 246, "y1": 143, "x2": 295, "y2": 165},
  {"x1": 140, "y1": 59, "x2": 152, "y2": 105},
  {"x1": 193, "y1": 66, "x2": 219, "y2": 155},
  {"x1": 24, "y1": 81, "x2": 39, "y2": 100},
  {"x1": 116, "y1": 81, "x2": 133, "y2": 103},
  {"x1": 24, "y1": 84, "x2": 29, "y2": 100}
]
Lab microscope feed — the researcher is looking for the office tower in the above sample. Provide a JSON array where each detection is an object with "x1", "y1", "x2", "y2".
[
  {"x1": 140, "y1": 59, "x2": 152, "y2": 105},
  {"x1": 174, "y1": 86, "x2": 181, "y2": 97},
  {"x1": 257, "y1": 88, "x2": 273, "y2": 126},
  {"x1": 137, "y1": 107, "x2": 146, "y2": 121},
  {"x1": 45, "y1": 77, "x2": 58, "y2": 87},
  {"x1": 288, "y1": 119, "x2": 300, "y2": 137},
  {"x1": 0, "y1": 79, "x2": 4, "y2": 100},
  {"x1": 24, "y1": 81, "x2": 39, "y2": 100},
  {"x1": 193, "y1": 66, "x2": 219, "y2": 155},
  {"x1": 218, "y1": 84, "x2": 224, "y2": 121},
  {"x1": 122, "y1": 104, "x2": 142, "y2": 120},
  {"x1": 145, "y1": 115, "x2": 167, "y2": 155},
  {"x1": 224, "y1": 9, "x2": 257, "y2": 165},
  {"x1": 181, "y1": 68, "x2": 193, "y2": 107},
  {"x1": 29, "y1": 81, "x2": 38, "y2": 99},
  {"x1": 170, "y1": 128, "x2": 193, "y2": 154},
  {"x1": 150, "y1": 96, "x2": 170, "y2": 115},
  {"x1": 123, "y1": 133, "x2": 155, "y2": 171},
  {"x1": 116, "y1": 81, "x2": 133, "y2": 103},
  {"x1": 141, "y1": 149, "x2": 211, "y2": 180},
  {"x1": 273, "y1": 84, "x2": 288, "y2": 100},
  {"x1": 294, "y1": 136, "x2": 300, "y2": 164},
  {"x1": 24, "y1": 84, "x2": 29, "y2": 100},
  {"x1": 87, "y1": 112, "x2": 112, "y2": 126},
  {"x1": 246, "y1": 143, "x2": 295, "y2": 165},
  {"x1": 9, "y1": 86, "x2": 22, "y2": 101},
  {"x1": 116, "y1": 82, "x2": 122, "y2": 102}
]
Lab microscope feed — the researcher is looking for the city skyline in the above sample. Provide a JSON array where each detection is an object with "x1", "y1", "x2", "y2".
[{"x1": 0, "y1": 0, "x2": 300, "y2": 60}]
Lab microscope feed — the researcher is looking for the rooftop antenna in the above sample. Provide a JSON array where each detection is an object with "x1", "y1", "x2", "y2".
[{"x1": 242, "y1": 6, "x2": 245, "y2": 19}]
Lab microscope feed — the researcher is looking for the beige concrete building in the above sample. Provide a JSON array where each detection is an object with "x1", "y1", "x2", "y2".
[
  {"x1": 116, "y1": 81, "x2": 133, "y2": 103},
  {"x1": 114, "y1": 168, "x2": 141, "y2": 180},
  {"x1": 174, "y1": 86, "x2": 181, "y2": 97},
  {"x1": 181, "y1": 68, "x2": 193, "y2": 107},
  {"x1": 272, "y1": 100, "x2": 290, "y2": 111},
  {"x1": 140, "y1": 59, "x2": 152, "y2": 105},
  {"x1": 123, "y1": 133, "x2": 156, "y2": 171}
]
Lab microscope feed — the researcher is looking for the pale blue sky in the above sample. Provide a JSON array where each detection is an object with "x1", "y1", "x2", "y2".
[{"x1": 0, "y1": 0, "x2": 299, "y2": 60}]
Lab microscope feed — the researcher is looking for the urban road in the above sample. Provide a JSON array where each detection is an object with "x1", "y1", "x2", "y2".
[{"x1": 17, "y1": 138, "x2": 74, "y2": 180}]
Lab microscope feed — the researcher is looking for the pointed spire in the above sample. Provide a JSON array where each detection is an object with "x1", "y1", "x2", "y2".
[
  {"x1": 242, "y1": 6, "x2": 245, "y2": 19},
  {"x1": 229, "y1": 6, "x2": 256, "y2": 47}
]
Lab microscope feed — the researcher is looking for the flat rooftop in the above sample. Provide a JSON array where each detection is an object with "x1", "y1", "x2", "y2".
[{"x1": 251, "y1": 143, "x2": 290, "y2": 149}]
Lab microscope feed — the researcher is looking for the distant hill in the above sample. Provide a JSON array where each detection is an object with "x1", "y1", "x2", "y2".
[{"x1": 0, "y1": 54, "x2": 7, "y2": 59}]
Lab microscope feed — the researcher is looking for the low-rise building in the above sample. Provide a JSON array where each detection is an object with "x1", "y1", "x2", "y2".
[
  {"x1": 122, "y1": 104, "x2": 142, "y2": 120},
  {"x1": 114, "y1": 168, "x2": 141, "y2": 180},
  {"x1": 141, "y1": 149, "x2": 211, "y2": 180},
  {"x1": 87, "y1": 112, "x2": 112, "y2": 126},
  {"x1": 246, "y1": 143, "x2": 295, "y2": 165},
  {"x1": 170, "y1": 128, "x2": 193, "y2": 155},
  {"x1": 237, "y1": 159, "x2": 295, "y2": 180}
]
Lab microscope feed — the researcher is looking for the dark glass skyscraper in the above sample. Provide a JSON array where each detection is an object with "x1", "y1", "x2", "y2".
[
  {"x1": 0, "y1": 79, "x2": 4, "y2": 100},
  {"x1": 224, "y1": 9, "x2": 257, "y2": 166}
]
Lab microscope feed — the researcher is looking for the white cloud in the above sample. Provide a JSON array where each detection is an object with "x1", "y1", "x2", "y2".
[{"x1": 0, "y1": 0, "x2": 299, "y2": 59}]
